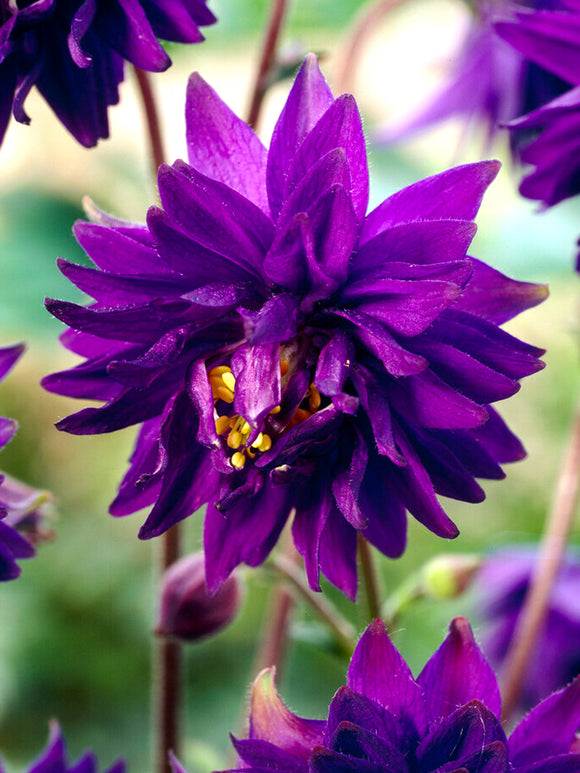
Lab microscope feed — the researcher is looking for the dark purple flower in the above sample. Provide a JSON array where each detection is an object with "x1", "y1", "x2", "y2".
[
  {"x1": 156, "y1": 551, "x2": 241, "y2": 642},
  {"x1": 380, "y1": 0, "x2": 571, "y2": 158},
  {"x1": 475, "y1": 546, "x2": 580, "y2": 712},
  {"x1": 0, "y1": 342, "x2": 38, "y2": 581},
  {"x1": 197, "y1": 617, "x2": 580, "y2": 773},
  {"x1": 0, "y1": 720, "x2": 125, "y2": 773},
  {"x1": 495, "y1": 1, "x2": 580, "y2": 207},
  {"x1": 44, "y1": 56, "x2": 547, "y2": 599},
  {"x1": 0, "y1": 0, "x2": 215, "y2": 148}
]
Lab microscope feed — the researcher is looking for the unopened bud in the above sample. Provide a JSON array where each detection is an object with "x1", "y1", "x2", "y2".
[
  {"x1": 156, "y1": 553, "x2": 241, "y2": 642},
  {"x1": 422, "y1": 553, "x2": 481, "y2": 599},
  {"x1": 0, "y1": 473, "x2": 54, "y2": 546}
]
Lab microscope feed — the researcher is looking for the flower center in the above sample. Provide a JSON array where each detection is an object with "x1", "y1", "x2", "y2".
[{"x1": 208, "y1": 361, "x2": 322, "y2": 471}]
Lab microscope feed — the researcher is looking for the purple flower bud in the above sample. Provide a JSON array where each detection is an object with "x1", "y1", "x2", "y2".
[{"x1": 156, "y1": 553, "x2": 241, "y2": 642}]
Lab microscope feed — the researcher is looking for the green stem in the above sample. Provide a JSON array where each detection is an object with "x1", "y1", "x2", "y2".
[
  {"x1": 134, "y1": 67, "x2": 167, "y2": 186},
  {"x1": 358, "y1": 535, "x2": 381, "y2": 621}
]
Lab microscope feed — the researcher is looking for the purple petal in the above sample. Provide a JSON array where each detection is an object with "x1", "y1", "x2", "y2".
[
  {"x1": 293, "y1": 478, "x2": 333, "y2": 592},
  {"x1": 417, "y1": 617, "x2": 501, "y2": 723},
  {"x1": 310, "y1": 748, "x2": 388, "y2": 773},
  {"x1": 347, "y1": 619, "x2": 426, "y2": 734},
  {"x1": 267, "y1": 54, "x2": 334, "y2": 220},
  {"x1": 233, "y1": 738, "x2": 307, "y2": 773},
  {"x1": 109, "y1": 418, "x2": 162, "y2": 516},
  {"x1": 318, "y1": 506, "x2": 358, "y2": 600},
  {"x1": 327, "y1": 721, "x2": 407, "y2": 768},
  {"x1": 453, "y1": 258, "x2": 548, "y2": 325},
  {"x1": 315, "y1": 332, "x2": 355, "y2": 397},
  {"x1": 508, "y1": 677, "x2": 580, "y2": 767},
  {"x1": 0, "y1": 418, "x2": 18, "y2": 450},
  {"x1": 249, "y1": 668, "x2": 325, "y2": 759},
  {"x1": 231, "y1": 343, "x2": 281, "y2": 430},
  {"x1": 73, "y1": 221, "x2": 165, "y2": 275},
  {"x1": 239, "y1": 294, "x2": 299, "y2": 345},
  {"x1": 359, "y1": 455, "x2": 407, "y2": 558},
  {"x1": 361, "y1": 161, "x2": 500, "y2": 243},
  {"x1": 185, "y1": 73, "x2": 269, "y2": 214},
  {"x1": 0, "y1": 343, "x2": 24, "y2": 380}
]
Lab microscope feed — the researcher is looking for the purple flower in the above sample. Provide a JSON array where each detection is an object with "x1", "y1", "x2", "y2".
[
  {"x1": 495, "y1": 1, "x2": 580, "y2": 207},
  {"x1": 198, "y1": 618, "x2": 580, "y2": 773},
  {"x1": 475, "y1": 546, "x2": 580, "y2": 711},
  {"x1": 44, "y1": 56, "x2": 546, "y2": 599},
  {"x1": 380, "y1": 0, "x2": 571, "y2": 158},
  {"x1": 0, "y1": 0, "x2": 215, "y2": 148},
  {"x1": 0, "y1": 342, "x2": 38, "y2": 581},
  {"x1": 0, "y1": 720, "x2": 125, "y2": 773}
]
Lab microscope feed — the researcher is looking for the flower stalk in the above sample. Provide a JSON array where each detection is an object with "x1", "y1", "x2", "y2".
[
  {"x1": 247, "y1": 0, "x2": 290, "y2": 129},
  {"x1": 500, "y1": 390, "x2": 580, "y2": 723},
  {"x1": 358, "y1": 535, "x2": 381, "y2": 622},
  {"x1": 134, "y1": 67, "x2": 167, "y2": 186}
]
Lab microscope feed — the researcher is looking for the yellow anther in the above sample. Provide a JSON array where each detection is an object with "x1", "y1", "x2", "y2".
[
  {"x1": 308, "y1": 384, "x2": 321, "y2": 412},
  {"x1": 292, "y1": 408, "x2": 311, "y2": 426},
  {"x1": 215, "y1": 386, "x2": 235, "y2": 404},
  {"x1": 250, "y1": 432, "x2": 264, "y2": 449},
  {"x1": 258, "y1": 434, "x2": 272, "y2": 452},
  {"x1": 229, "y1": 417, "x2": 238, "y2": 428},
  {"x1": 215, "y1": 416, "x2": 230, "y2": 435},
  {"x1": 269, "y1": 405, "x2": 281, "y2": 415},
  {"x1": 208, "y1": 365, "x2": 231, "y2": 378},
  {"x1": 241, "y1": 420, "x2": 251, "y2": 435},
  {"x1": 227, "y1": 431, "x2": 243, "y2": 449},
  {"x1": 280, "y1": 359, "x2": 289, "y2": 376},
  {"x1": 222, "y1": 371, "x2": 236, "y2": 392},
  {"x1": 231, "y1": 451, "x2": 246, "y2": 469},
  {"x1": 246, "y1": 448, "x2": 256, "y2": 459}
]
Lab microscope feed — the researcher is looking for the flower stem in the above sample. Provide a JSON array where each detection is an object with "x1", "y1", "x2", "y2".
[
  {"x1": 134, "y1": 67, "x2": 167, "y2": 185},
  {"x1": 358, "y1": 534, "x2": 381, "y2": 621},
  {"x1": 246, "y1": 0, "x2": 290, "y2": 130},
  {"x1": 153, "y1": 524, "x2": 182, "y2": 773},
  {"x1": 500, "y1": 391, "x2": 580, "y2": 723},
  {"x1": 336, "y1": 0, "x2": 409, "y2": 94},
  {"x1": 253, "y1": 530, "x2": 299, "y2": 675},
  {"x1": 270, "y1": 554, "x2": 357, "y2": 656}
]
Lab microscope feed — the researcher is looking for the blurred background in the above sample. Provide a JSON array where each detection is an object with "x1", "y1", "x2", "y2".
[{"x1": 0, "y1": 0, "x2": 579, "y2": 769}]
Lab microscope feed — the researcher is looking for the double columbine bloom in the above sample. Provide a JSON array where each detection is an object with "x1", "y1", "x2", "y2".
[
  {"x1": 0, "y1": 0, "x2": 215, "y2": 147},
  {"x1": 0, "y1": 721, "x2": 124, "y2": 772},
  {"x1": 44, "y1": 56, "x2": 546, "y2": 599},
  {"x1": 213, "y1": 618, "x2": 580, "y2": 773}
]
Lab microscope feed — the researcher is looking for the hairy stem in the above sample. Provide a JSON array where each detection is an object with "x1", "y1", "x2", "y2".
[
  {"x1": 500, "y1": 394, "x2": 580, "y2": 723},
  {"x1": 134, "y1": 67, "x2": 167, "y2": 185},
  {"x1": 271, "y1": 554, "x2": 357, "y2": 656},
  {"x1": 153, "y1": 524, "x2": 182, "y2": 773},
  {"x1": 358, "y1": 535, "x2": 381, "y2": 621},
  {"x1": 247, "y1": 0, "x2": 290, "y2": 130},
  {"x1": 336, "y1": 0, "x2": 409, "y2": 94}
]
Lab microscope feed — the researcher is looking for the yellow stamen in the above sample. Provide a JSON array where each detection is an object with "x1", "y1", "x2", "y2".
[
  {"x1": 222, "y1": 371, "x2": 236, "y2": 392},
  {"x1": 241, "y1": 420, "x2": 251, "y2": 435},
  {"x1": 227, "y1": 431, "x2": 243, "y2": 449},
  {"x1": 250, "y1": 432, "x2": 264, "y2": 449},
  {"x1": 269, "y1": 405, "x2": 281, "y2": 415},
  {"x1": 216, "y1": 386, "x2": 234, "y2": 404},
  {"x1": 246, "y1": 448, "x2": 256, "y2": 459},
  {"x1": 215, "y1": 416, "x2": 230, "y2": 435},
  {"x1": 208, "y1": 365, "x2": 231, "y2": 378},
  {"x1": 231, "y1": 451, "x2": 246, "y2": 469},
  {"x1": 280, "y1": 359, "x2": 289, "y2": 376},
  {"x1": 258, "y1": 434, "x2": 272, "y2": 452},
  {"x1": 308, "y1": 384, "x2": 321, "y2": 412}
]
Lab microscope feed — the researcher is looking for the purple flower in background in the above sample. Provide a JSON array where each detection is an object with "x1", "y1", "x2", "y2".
[
  {"x1": 380, "y1": 0, "x2": 571, "y2": 157},
  {"x1": 177, "y1": 618, "x2": 580, "y2": 773},
  {"x1": 0, "y1": 342, "x2": 37, "y2": 581},
  {"x1": 496, "y1": 1, "x2": 580, "y2": 207},
  {"x1": 44, "y1": 55, "x2": 546, "y2": 599},
  {"x1": 0, "y1": 720, "x2": 125, "y2": 772},
  {"x1": 475, "y1": 546, "x2": 580, "y2": 711},
  {"x1": 0, "y1": 0, "x2": 215, "y2": 148}
]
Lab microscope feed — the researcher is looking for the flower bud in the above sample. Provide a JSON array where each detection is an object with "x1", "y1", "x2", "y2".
[
  {"x1": 0, "y1": 472, "x2": 54, "y2": 546},
  {"x1": 422, "y1": 553, "x2": 481, "y2": 599},
  {"x1": 156, "y1": 553, "x2": 241, "y2": 642}
]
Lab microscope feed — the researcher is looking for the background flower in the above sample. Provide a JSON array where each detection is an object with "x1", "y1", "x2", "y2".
[
  {"x1": 44, "y1": 55, "x2": 546, "y2": 599},
  {"x1": 192, "y1": 617, "x2": 580, "y2": 773},
  {"x1": 475, "y1": 546, "x2": 580, "y2": 711},
  {"x1": 0, "y1": 0, "x2": 215, "y2": 147}
]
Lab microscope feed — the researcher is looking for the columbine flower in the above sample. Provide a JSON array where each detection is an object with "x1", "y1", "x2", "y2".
[
  {"x1": 495, "y1": 3, "x2": 580, "y2": 207},
  {"x1": 197, "y1": 618, "x2": 580, "y2": 773},
  {"x1": 380, "y1": 0, "x2": 571, "y2": 157},
  {"x1": 0, "y1": 342, "x2": 38, "y2": 581},
  {"x1": 44, "y1": 55, "x2": 546, "y2": 599},
  {"x1": 475, "y1": 546, "x2": 580, "y2": 711},
  {"x1": 0, "y1": 0, "x2": 215, "y2": 148},
  {"x1": 1, "y1": 720, "x2": 125, "y2": 772},
  {"x1": 156, "y1": 552, "x2": 241, "y2": 642}
]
